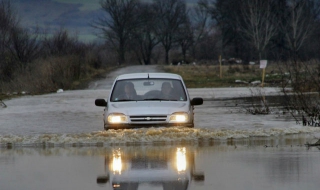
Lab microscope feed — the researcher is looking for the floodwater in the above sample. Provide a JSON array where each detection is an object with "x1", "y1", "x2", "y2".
[
  {"x1": 1, "y1": 65, "x2": 320, "y2": 190},
  {"x1": 1, "y1": 141, "x2": 320, "y2": 190},
  {"x1": 1, "y1": 94, "x2": 320, "y2": 190}
]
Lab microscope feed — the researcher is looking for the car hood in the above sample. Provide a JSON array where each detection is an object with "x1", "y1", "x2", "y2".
[{"x1": 108, "y1": 101, "x2": 188, "y2": 115}]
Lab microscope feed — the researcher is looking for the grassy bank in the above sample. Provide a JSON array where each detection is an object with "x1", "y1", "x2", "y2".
[
  {"x1": 0, "y1": 65, "x2": 119, "y2": 101},
  {"x1": 0, "y1": 63, "x2": 282, "y2": 101},
  {"x1": 162, "y1": 64, "x2": 284, "y2": 88}
]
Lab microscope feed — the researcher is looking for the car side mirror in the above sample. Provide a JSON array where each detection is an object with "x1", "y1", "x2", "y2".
[
  {"x1": 95, "y1": 99, "x2": 107, "y2": 107},
  {"x1": 191, "y1": 97, "x2": 203, "y2": 106},
  {"x1": 96, "y1": 174, "x2": 109, "y2": 184}
]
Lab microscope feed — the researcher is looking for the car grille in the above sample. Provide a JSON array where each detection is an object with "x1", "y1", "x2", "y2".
[
  {"x1": 131, "y1": 159, "x2": 168, "y2": 169},
  {"x1": 130, "y1": 115, "x2": 167, "y2": 122}
]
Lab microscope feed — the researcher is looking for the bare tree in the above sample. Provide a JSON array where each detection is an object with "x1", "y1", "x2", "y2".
[
  {"x1": 279, "y1": 60, "x2": 320, "y2": 126},
  {"x1": 130, "y1": 3, "x2": 160, "y2": 65},
  {"x1": 237, "y1": 0, "x2": 278, "y2": 60},
  {"x1": 8, "y1": 27, "x2": 40, "y2": 67},
  {"x1": 0, "y1": 0, "x2": 18, "y2": 50},
  {"x1": 153, "y1": 0, "x2": 188, "y2": 64},
  {"x1": 0, "y1": 0, "x2": 20, "y2": 82},
  {"x1": 210, "y1": 0, "x2": 251, "y2": 60},
  {"x1": 177, "y1": 17, "x2": 193, "y2": 62},
  {"x1": 42, "y1": 28, "x2": 79, "y2": 56},
  {"x1": 282, "y1": 0, "x2": 320, "y2": 60},
  {"x1": 93, "y1": 0, "x2": 141, "y2": 65},
  {"x1": 277, "y1": 1, "x2": 320, "y2": 125},
  {"x1": 190, "y1": 0, "x2": 212, "y2": 60}
]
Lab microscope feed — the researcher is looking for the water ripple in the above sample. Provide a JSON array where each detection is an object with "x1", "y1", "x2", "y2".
[{"x1": 1, "y1": 127, "x2": 320, "y2": 148}]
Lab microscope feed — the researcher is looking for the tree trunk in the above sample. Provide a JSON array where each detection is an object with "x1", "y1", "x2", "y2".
[{"x1": 165, "y1": 49, "x2": 170, "y2": 65}]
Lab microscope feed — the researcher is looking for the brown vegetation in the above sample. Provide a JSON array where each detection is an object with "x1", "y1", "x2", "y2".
[
  {"x1": 162, "y1": 63, "x2": 282, "y2": 88},
  {"x1": 279, "y1": 60, "x2": 320, "y2": 126}
]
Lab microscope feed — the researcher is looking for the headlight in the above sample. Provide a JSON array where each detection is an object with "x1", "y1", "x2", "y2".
[
  {"x1": 107, "y1": 113, "x2": 128, "y2": 123},
  {"x1": 169, "y1": 112, "x2": 189, "y2": 123}
]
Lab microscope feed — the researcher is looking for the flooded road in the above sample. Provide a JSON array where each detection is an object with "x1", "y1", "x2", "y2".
[
  {"x1": 1, "y1": 65, "x2": 320, "y2": 189},
  {"x1": 1, "y1": 91, "x2": 320, "y2": 147},
  {"x1": 2, "y1": 96, "x2": 320, "y2": 190}
]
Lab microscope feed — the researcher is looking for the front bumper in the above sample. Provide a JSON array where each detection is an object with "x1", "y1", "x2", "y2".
[{"x1": 104, "y1": 123, "x2": 194, "y2": 130}]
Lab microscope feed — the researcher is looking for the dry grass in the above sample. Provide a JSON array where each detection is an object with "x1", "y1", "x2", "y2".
[
  {"x1": 0, "y1": 55, "x2": 118, "y2": 98},
  {"x1": 162, "y1": 64, "x2": 283, "y2": 88}
]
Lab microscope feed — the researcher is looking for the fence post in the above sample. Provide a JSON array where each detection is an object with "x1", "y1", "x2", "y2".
[{"x1": 260, "y1": 60, "x2": 268, "y2": 87}]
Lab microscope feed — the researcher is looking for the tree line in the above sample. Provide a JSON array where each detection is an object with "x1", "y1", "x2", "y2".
[
  {"x1": 93, "y1": 0, "x2": 320, "y2": 65},
  {"x1": 1, "y1": 0, "x2": 320, "y2": 94},
  {"x1": 0, "y1": 0, "x2": 108, "y2": 94}
]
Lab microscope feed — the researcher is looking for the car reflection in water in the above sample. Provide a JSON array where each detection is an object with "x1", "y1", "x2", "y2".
[{"x1": 97, "y1": 146, "x2": 204, "y2": 190}]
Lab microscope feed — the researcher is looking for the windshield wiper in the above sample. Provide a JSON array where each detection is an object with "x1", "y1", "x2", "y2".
[
  {"x1": 116, "y1": 99, "x2": 136, "y2": 102},
  {"x1": 143, "y1": 98, "x2": 177, "y2": 101}
]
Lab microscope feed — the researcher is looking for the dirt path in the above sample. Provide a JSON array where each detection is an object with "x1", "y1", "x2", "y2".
[{"x1": 87, "y1": 65, "x2": 164, "y2": 90}]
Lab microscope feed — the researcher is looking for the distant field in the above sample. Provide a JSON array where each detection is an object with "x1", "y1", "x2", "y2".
[{"x1": 162, "y1": 64, "x2": 283, "y2": 88}]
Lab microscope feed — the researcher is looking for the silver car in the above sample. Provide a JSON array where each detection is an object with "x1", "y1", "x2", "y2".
[{"x1": 95, "y1": 73, "x2": 203, "y2": 130}]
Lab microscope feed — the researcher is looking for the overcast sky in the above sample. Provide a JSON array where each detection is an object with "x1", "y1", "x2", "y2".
[{"x1": 11, "y1": 0, "x2": 200, "y2": 42}]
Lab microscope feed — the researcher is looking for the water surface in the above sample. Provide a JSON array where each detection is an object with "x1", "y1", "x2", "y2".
[{"x1": 1, "y1": 141, "x2": 319, "y2": 190}]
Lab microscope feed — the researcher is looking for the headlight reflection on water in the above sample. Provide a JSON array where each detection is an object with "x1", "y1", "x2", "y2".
[
  {"x1": 111, "y1": 149, "x2": 122, "y2": 174},
  {"x1": 109, "y1": 147, "x2": 188, "y2": 174},
  {"x1": 176, "y1": 147, "x2": 187, "y2": 172}
]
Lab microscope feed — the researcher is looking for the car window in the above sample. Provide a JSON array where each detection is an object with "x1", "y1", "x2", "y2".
[{"x1": 110, "y1": 79, "x2": 187, "y2": 102}]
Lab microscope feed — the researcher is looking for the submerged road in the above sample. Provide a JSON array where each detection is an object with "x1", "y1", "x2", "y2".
[{"x1": 1, "y1": 65, "x2": 315, "y2": 140}]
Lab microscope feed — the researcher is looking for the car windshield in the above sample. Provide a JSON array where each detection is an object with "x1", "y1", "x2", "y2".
[{"x1": 110, "y1": 79, "x2": 187, "y2": 102}]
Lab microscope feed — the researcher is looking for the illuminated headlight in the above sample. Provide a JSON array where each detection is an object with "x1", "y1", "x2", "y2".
[
  {"x1": 169, "y1": 112, "x2": 188, "y2": 123},
  {"x1": 107, "y1": 113, "x2": 128, "y2": 124}
]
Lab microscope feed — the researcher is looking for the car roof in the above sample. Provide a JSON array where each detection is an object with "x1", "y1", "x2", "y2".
[{"x1": 116, "y1": 73, "x2": 183, "y2": 80}]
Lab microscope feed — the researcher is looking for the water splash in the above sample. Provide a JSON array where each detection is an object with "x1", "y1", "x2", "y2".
[{"x1": 1, "y1": 126, "x2": 320, "y2": 148}]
